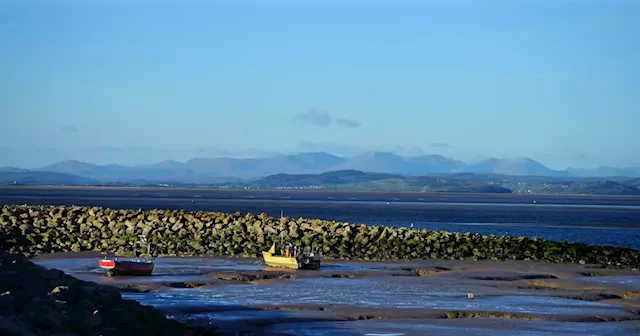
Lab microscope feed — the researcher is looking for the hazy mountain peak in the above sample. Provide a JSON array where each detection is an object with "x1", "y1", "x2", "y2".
[
  {"x1": 282, "y1": 151, "x2": 345, "y2": 166},
  {"x1": 336, "y1": 151, "x2": 451, "y2": 175},
  {"x1": 37, "y1": 160, "x2": 98, "y2": 174},
  {"x1": 464, "y1": 157, "x2": 562, "y2": 176},
  {"x1": 146, "y1": 159, "x2": 184, "y2": 169},
  {"x1": 411, "y1": 154, "x2": 466, "y2": 173}
]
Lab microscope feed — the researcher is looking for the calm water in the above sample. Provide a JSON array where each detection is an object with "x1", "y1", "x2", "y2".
[
  {"x1": 2, "y1": 188, "x2": 640, "y2": 249},
  {"x1": 381, "y1": 222, "x2": 640, "y2": 250}
]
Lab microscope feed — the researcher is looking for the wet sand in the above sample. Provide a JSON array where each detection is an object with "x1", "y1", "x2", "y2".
[{"x1": 32, "y1": 252, "x2": 640, "y2": 335}]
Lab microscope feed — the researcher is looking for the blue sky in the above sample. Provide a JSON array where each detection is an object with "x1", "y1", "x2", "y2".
[{"x1": 1, "y1": 0, "x2": 639, "y2": 169}]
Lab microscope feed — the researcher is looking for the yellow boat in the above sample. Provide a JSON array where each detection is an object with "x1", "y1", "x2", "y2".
[
  {"x1": 261, "y1": 211, "x2": 322, "y2": 270},
  {"x1": 262, "y1": 242, "x2": 321, "y2": 270}
]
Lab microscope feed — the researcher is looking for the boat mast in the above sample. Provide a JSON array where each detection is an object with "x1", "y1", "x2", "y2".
[{"x1": 280, "y1": 210, "x2": 284, "y2": 245}]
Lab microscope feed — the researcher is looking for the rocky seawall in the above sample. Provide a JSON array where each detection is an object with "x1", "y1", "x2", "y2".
[
  {"x1": 1, "y1": 204, "x2": 639, "y2": 268},
  {"x1": 0, "y1": 250, "x2": 213, "y2": 336}
]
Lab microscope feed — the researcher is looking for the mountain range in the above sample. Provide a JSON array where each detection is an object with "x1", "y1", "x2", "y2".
[{"x1": 1, "y1": 151, "x2": 639, "y2": 185}]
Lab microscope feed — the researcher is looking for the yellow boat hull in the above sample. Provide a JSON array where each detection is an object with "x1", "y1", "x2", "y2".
[
  {"x1": 261, "y1": 252, "x2": 300, "y2": 270},
  {"x1": 261, "y1": 243, "x2": 321, "y2": 270}
]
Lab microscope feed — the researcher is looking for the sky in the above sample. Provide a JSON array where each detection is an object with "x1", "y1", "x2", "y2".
[{"x1": 1, "y1": 0, "x2": 639, "y2": 169}]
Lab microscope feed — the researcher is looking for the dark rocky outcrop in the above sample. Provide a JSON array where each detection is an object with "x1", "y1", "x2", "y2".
[
  {"x1": 1, "y1": 205, "x2": 639, "y2": 268},
  {"x1": 0, "y1": 250, "x2": 209, "y2": 336}
]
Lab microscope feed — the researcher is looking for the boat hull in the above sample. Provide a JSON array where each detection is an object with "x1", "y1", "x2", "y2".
[
  {"x1": 262, "y1": 252, "x2": 321, "y2": 270},
  {"x1": 262, "y1": 252, "x2": 300, "y2": 269},
  {"x1": 99, "y1": 259, "x2": 154, "y2": 276}
]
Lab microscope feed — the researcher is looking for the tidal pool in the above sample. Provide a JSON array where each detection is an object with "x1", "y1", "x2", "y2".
[{"x1": 123, "y1": 277, "x2": 628, "y2": 316}]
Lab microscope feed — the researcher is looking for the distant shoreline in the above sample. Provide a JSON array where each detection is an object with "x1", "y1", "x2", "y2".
[
  {"x1": 3, "y1": 185, "x2": 640, "y2": 206},
  {"x1": 3, "y1": 168, "x2": 639, "y2": 196}
]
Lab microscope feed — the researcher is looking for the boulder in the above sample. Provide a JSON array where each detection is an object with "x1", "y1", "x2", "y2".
[{"x1": 0, "y1": 250, "x2": 206, "y2": 336}]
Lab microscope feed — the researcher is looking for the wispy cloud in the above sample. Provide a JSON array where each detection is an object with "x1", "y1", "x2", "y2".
[
  {"x1": 336, "y1": 118, "x2": 361, "y2": 128},
  {"x1": 294, "y1": 108, "x2": 361, "y2": 128},
  {"x1": 294, "y1": 108, "x2": 331, "y2": 126},
  {"x1": 60, "y1": 125, "x2": 79, "y2": 133}
]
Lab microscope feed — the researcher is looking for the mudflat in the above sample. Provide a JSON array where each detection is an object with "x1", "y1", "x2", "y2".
[{"x1": 32, "y1": 252, "x2": 640, "y2": 335}]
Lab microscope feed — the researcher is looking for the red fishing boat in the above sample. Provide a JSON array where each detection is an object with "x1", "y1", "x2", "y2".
[
  {"x1": 99, "y1": 235, "x2": 155, "y2": 276},
  {"x1": 98, "y1": 257, "x2": 155, "y2": 276}
]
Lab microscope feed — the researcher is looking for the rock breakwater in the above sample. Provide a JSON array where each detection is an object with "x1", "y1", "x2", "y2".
[{"x1": 1, "y1": 205, "x2": 639, "y2": 268}]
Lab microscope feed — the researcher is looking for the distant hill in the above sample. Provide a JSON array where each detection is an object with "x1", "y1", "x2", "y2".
[
  {"x1": 221, "y1": 170, "x2": 640, "y2": 195},
  {"x1": 627, "y1": 178, "x2": 640, "y2": 188},
  {"x1": 256, "y1": 170, "x2": 402, "y2": 188},
  {"x1": 1, "y1": 151, "x2": 640, "y2": 188},
  {"x1": 332, "y1": 152, "x2": 418, "y2": 174},
  {"x1": 412, "y1": 154, "x2": 467, "y2": 173},
  {"x1": 2, "y1": 167, "x2": 640, "y2": 195},
  {"x1": 168, "y1": 152, "x2": 345, "y2": 179},
  {"x1": 333, "y1": 152, "x2": 465, "y2": 175},
  {"x1": 568, "y1": 180, "x2": 640, "y2": 195},
  {"x1": 36, "y1": 160, "x2": 99, "y2": 175},
  {"x1": 30, "y1": 160, "x2": 240, "y2": 185},
  {"x1": 464, "y1": 158, "x2": 569, "y2": 177},
  {"x1": 0, "y1": 171, "x2": 98, "y2": 185}
]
